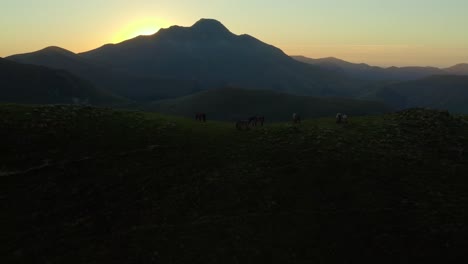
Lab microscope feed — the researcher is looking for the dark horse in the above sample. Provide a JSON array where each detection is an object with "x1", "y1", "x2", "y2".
[
  {"x1": 248, "y1": 116, "x2": 265, "y2": 127},
  {"x1": 236, "y1": 120, "x2": 249, "y2": 130},
  {"x1": 195, "y1": 113, "x2": 206, "y2": 122},
  {"x1": 248, "y1": 116, "x2": 258, "y2": 127},
  {"x1": 258, "y1": 116, "x2": 265, "y2": 126},
  {"x1": 237, "y1": 116, "x2": 265, "y2": 130}
]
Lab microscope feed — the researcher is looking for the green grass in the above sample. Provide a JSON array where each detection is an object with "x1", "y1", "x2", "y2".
[{"x1": 1, "y1": 104, "x2": 468, "y2": 263}]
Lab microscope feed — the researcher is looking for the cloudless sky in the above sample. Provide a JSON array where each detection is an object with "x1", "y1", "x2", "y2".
[{"x1": 1, "y1": 0, "x2": 467, "y2": 67}]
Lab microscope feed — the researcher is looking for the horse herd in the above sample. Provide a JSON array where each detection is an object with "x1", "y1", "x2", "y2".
[{"x1": 195, "y1": 112, "x2": 349, "y2": 130}]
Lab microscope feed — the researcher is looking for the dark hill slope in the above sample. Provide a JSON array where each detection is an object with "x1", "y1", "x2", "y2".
[
  {"x1": 7, "y1": 47, "x2": 200, "y2": 101},
  {"x1": 146, "y1": 87, "x2": 391, "y2": 121},
  {"x1": 1, "y1": 105, "x2": 468, "y2": 263},
  {"x1": 80, "y1": 19, "x2": 365, "y2": 97},
  {"x1": 368, "y1": 75, "x2": 468, "y2": 113},
  {"x1": 445, "y1": 63, "x2": 468, "y2": 75},
  {"x1": 0, "y1": 58, "x2": 122, "y2": 105}
]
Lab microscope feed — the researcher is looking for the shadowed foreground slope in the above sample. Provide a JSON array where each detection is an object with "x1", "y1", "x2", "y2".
[{"x1": 1, "y1": 105, "x2": 468, "y2": 263}]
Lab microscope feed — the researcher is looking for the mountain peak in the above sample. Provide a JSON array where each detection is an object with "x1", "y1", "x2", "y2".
[
  {"x1": 40, "y1": 46, "x2": 76, "y2": 55},
  {"x1": 191, "y1": 18, "x2": 231, "y2": 35}
]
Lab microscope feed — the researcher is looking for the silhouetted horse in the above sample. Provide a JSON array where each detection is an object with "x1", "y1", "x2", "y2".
[
  {"x1": 236, "y1": 120, "x2": 249, "y2": 130},
  {"x1": 248, "y1": 116, "x2": 265, "y2": 127},
  {"x1": 195, "y1": 113, "x2": 206, "y2": 122},
  {"x1": 258, "y1": 116, "x2": 265, "y2": 126},
  {"x1": 249, "y1": 116, "x2": 258, "y2": 126}
]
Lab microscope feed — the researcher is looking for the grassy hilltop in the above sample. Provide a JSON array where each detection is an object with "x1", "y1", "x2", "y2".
[{"x1": 1, "y1": 104, "x2": 468, "y2": 263}]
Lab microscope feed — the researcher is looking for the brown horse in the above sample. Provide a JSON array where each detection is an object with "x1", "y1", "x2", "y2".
[
  {"x1": 248, "y1": 116, "x2": 258, "y2": 126},
  {"x1": 248, "y1": 116, "x2": 265, "y2": 127},
  {"x1": 236, "y1": 120, "x2": 249, "y2": 130},
  {"x1": 258, "y1": 116, "x2": 265, "y2": 126}
]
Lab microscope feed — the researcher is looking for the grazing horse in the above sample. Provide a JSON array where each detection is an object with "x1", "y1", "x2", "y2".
[
  {"x1": 236, "y1": 120, "x2": 249, "y2": 130},
  {"x1": 195, "y1": 113, "x2": 206, "y2": 122},
  {"x1": 257, "y1": 116, "x2": 265, "y2": 126},
  {"x1": 292, "y1": 113, "x2": 301, "y2": 124},
  {"x1": 248, "y1": 116, "x2": 258, "y2": 127},
  {"x1": 237, "y1": 115, "x2": 265, "y2": 130}
]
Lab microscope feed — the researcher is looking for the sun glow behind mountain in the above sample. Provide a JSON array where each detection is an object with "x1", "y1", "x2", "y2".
[{"x1": 112, "y1": 18, "x2": 169, "y2": 43}]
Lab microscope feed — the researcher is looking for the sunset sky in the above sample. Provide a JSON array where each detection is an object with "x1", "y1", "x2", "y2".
[{"x1": 1, "y1": 0, "x2": 467, "y2": 67}]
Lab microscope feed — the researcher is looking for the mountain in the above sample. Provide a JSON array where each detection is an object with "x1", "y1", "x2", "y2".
[
  {"x1": 293, "y1": 56, "x2": 468, "y2": 112},
  {"x1": 145, "y1": 87, "x2": 392, "y2": 121},
  {"x1": 7, "y1": 47, "x2": 201, "y2": 101},
  {"x1": 9, "y1": 19, "x2": 468, "y2": 112},
  {"x1": 80, "y1": 19, "x2": 365, "y2": 97},
  {"x1": 366, "y1": 75, "x2": 468, "y2": 113},
  {"x1": 445, "y1": 63, "x2": 468, "y2": 75},
  {"x1": 292, "y1": 56, "x2": 379, "y2": 76},
  {"x1": 292, "y1": 55, "x2": 448, "y2": 81},
  {"x1": 0, "y1": 58, "x2": 123, "y2": 105}
]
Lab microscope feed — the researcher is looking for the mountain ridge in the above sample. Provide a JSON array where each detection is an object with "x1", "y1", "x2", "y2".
[
  {"x1": 0, "y1": 58, "x2": 123, "y2": 105},
  {"x1": 293, "y1": 55, "x2": 468, "y2": 81},
  {"x1": 7, "y1": 47, "x2": 201, "y2": 101}
]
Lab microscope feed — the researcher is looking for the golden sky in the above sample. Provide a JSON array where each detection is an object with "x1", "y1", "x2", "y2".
[{"x1": 1, "y1": 0, "x2": 467, "y2": 67}]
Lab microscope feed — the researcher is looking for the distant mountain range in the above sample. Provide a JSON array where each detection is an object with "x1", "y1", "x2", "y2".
[
  {"x1": 4, "y1": 18, "x2": 468, "y2": 114},
  {"x1": 145, "y1": 87, "x2": 391, "y2": 121},
  {"x1": 0, "y1": 58, "x2": 123, "y2": 105},
  {"x1": 293, "y1": 56, "x2": 468, "y2": 81}
]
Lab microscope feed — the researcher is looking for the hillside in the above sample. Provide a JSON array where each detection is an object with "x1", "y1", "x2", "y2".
[
  {"x1": 79, "y1": 19, "x2": 365, "y2": 97},
  {"x1": 1, "y1": 105, "x2": 468, "y2": 263},
  {"x1": 0, "y1": 58, "x2": 123, "y2": 105},
  {"x1": 367, "y1": 75, "x2": 468, "y2": 113},
  {"x1": 292, "y1": 55, "x2": 464, "y2": 81},
  {"x1": 146, "y1": 87, "x2": 391, "y2": 121},
  {"x1": 446, "y1": 63, "x2": 468, "y2": 75},
  {"x1": 7, "y1": 47, "x2": 201, "y2": 101}
]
